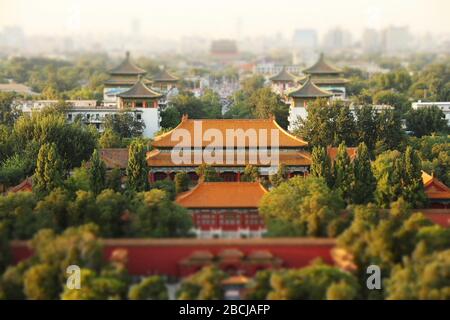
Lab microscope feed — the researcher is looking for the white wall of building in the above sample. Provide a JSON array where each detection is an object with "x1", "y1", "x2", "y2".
[{"x1": 139, "y1": 107, "x2": 160, "y2": 138}]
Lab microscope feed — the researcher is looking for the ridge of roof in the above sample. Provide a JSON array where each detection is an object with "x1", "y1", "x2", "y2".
[
  {"x1": 151, "y1": 116, "x2": 308, "y2": 148},
  {"x1": 269, "y1": 66, "x2": 298, "y2": 82},
  {"x1": 118, "y1": 76, "x2": 163, "y2": 99},
  {"x1": 109, "y1": 51, "x2": 147, "y2": 75},
  {"x1": 175, "y1": 181, "x2": 268, "y2": 208},
  {"x1": 152, "y1": 67, "x2": 179, "y2": 82},
  {"x1": 303, "y1": 53, "x2": 341, "y2": 74},
  {"x1": 288, "y1": 76, "x2": 333, "y2": 98}
]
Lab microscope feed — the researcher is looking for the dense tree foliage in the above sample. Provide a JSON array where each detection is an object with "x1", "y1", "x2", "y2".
[
  {"x1": 267, "y1": 263, "x2": 359, "y2": 300},
  {"x1": 128, "y1": 276, "x2": 169, "y2": 300},
  {"x1": 126, "y1": 141, "x2": 149, "y2": 192},
  {"x1": 405, "y1": 106, "x2": 448, "y2": 137},
  {"x1": 177, "y1": 266, "x2": 225, "y2": 300},
  {"x1": 260, "y1": 176, "x2": 346, "y2": 237}
]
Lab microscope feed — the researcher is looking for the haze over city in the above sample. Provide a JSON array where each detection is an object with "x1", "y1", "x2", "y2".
[{"x1": 1, "y1": 0, "x2": 449, "y2": 39}]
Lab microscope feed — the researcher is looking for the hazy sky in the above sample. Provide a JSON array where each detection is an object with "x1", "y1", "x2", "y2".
[{"x1": 1, "y1": 0, "x2": 449, "y2": 39}]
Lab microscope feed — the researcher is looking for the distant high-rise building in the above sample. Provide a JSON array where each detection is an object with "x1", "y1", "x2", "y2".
[
  {"x1": 292, "y1": 29, "x2": 318, "y2": 66},
  {"x1": 362, "y1": 28, "x2": 381, "y2": 53},
  {"x1": 293, "y1": 29, "x2": 318, "y2": 49},
  {"x1": 382, "y1": 26, "x2": 411, "y2": 53},
  {"x1": 323, "y1": 28, "x2": 352, "y2": 51}
]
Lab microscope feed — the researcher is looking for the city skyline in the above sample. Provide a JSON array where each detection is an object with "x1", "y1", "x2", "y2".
[{"x1": 1, "y1": 0, "x2": 449, "y2": 40}]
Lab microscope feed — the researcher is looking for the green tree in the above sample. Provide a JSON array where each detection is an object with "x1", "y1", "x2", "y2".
[
  {"x1": 241, "y1": 164, "x2": 260, "y2": 182},
  {"x1": 128, "y1": 275, "x2": 169, "y2": 300},
  {"x1": 35, "y1": 188, "x2": 71, "y2": 232},
  {"x1": 249, "y1": 87, "x2": 289, "y2": 129},
  {"x1": 354, "y1": 105, "x2": 377, "y2": 152},
  {"x1": 34, "y1": 143, "x2": 64, "y2": 195},
  {"x1": 131, "y1": 189, "x2": 192, "y2": 237},
  {"x1": 23, "y1": 263, "x2": 60, "y2": 300},
  {"x1": 0, "y1": 191, "x2": 37, "y2": 239},
  {"x1": 0, "y1": 222, "x2": 11, "y2": 273},
  {"x1": 310, "y1": 146, "x2": 333, "y2": 187},
  {"x1": 326, "y1": 280, "x2": 359, "y2": 300},
  {"x1": 0, "y1": 92, "x2": 20, "y2": 127},
  {"x1": 386, "y1": 248, "x2": 450, "y2": 300},
  {"x1": 88, "y1": 149, "x2": 106, "y2": 195},
  {"x1": 373, "y1": 90, "x2": 409, "y2": 113},
  {"x1": 106, "y1": 168, "x2": 122, "y2": 192},
  {"x1": 61, "y1": 268, "x2": 128, "y2": 300},
  {"x1": 13, "y1": 112, "x2": 97, "y2": 170},
  {"x1": 245, "y1": 270, "x2": 273, "y2": 300},
  {"x1": 402, "y1": 146, "x2": 427, "y2": 208},
  {"x1": 126, "y1": 141, "x2": 149, "y2": 192},
  {"x1": 196, "y1": 164, "x2": 222, "y2": 182},
  {"x1": 267, "y1": 263, "x2": 359, "y2": 300},
  {"x1": 373, "y1": 151, "x2": 403, "y2": 208},
  {"x1": 177, "y1": 266, "x2": 225, "y2": 300},
  {"x1": 174, "y1": 172, "x2": 190, "y2": 194},
  {"x1": 375, "y1": 109, "x2": 404, "y2": 152},
  {"x1": 333, "y1": 105, "x2": 356, "y2": 146},
  {"x1": 160, "y1": 106, "x2": 181, "y2": 129},
  {"x1": 296, "y1": 99, "x2": 336, "y2": 147},
  {"x1": 104, "y1": 111, "x2": 144, "y2": 138},
  {"x1": 269, "y1": 163, "x2": 287, "y2": 188},
  {"x1": 99, "y1": 128, "x2": 122, "y2": 148},
  {"x1": 351, "y1": 143, "x2": 376, "y2": 204},
  {"x1": 260, "y1": 176, "x2": 345, "y2": 237},
  {"x1": 66, "y1": 190, "x2": 98, "y2": 227},
  {"x1": 405, "y1": 106, "x2": 448, "y2": 137},
  {"x1": 333, "y1": 143, "x2": 353, "y2": 201},
  {"x1": 96, "y1": 189, "x2": 128, "y2": 237}
]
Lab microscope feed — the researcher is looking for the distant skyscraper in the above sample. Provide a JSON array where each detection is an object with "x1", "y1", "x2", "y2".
[
  {"x1": 323, "y1": 28, "x2": 352, "y2": 51},
  {"x1": 362, "y1": 28, "x2": 381, "y2": 53},
  {"x1": 292, "y1": 29, "x2": 318, "y2": 66},
  {"x1": 382, "y1": 26, "x2": 411, "y2": 53},
  {"x1": 293, "y1": 29, "x2": 318, "y2": 49}
]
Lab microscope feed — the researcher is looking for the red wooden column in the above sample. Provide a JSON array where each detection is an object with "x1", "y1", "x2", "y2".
[
  {"x1": 236, "y1": 172, "x2": 241, "y2": 182},
  {"x1": 149, "y1": 172, "x2": 155, "y2": 183}
]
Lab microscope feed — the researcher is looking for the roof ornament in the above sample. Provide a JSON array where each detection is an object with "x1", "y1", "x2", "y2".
[{"x1": 125, "y1": 51, "x2": 130, "y2": 60}]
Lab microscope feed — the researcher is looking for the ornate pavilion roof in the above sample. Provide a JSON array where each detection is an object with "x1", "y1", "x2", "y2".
[
  {"x1": 118, "y1": 77, "x2": 163, "y2": 99},
  {"x1": 303, "y1": 53, "x2": 341, "y2": 75},
  {"x1": 109, "y1": 51, "x2": 147, "y2": 75},
  {"x1": 176, "y1": 182, "x2": 268, "y2": 208},
  {"x1": 297, "y1": 76, "x2": 349, "y2": 85},
  {"x1": 146, "y1": 149, "x2": 311, "y2": 167},
  {"x1": 288, "y1": 76, "x2": 333, "y2": 98},
  {"x1": 151, "y1": 116, "x2": 308, "y2": 148},
  {"x1": 152, "y1": 68, "x2": 179, "y2": 82},
  {"x1": 269, "y1": 66, "x2": 298, "y2": 82}
]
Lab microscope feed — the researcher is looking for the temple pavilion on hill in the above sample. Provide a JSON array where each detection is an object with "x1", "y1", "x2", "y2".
[
  {"x1": 300, "y1": 53, "x2": 348, "y2": 99},
  {"x1": 269, "y1": 66, "x2": 299, "y2": 94},
  {"x1": 151, "y1": 67, "x2": 179, "y2": 93},
  {"x1": 176, "y1": 182, "x2": 268, "y2": 238},
  {"x1": 147, "y1": 115, "x2": 311, "y2": 182},
  {"x1": 286, "y1": 53, "x2": 349, "y2": 131},
  {"x1": 103, "y1": 51, "x2": 150, "y2": 106},
  {"x1": 287, "y1": 76, "x2": 333, "y2": 131}
]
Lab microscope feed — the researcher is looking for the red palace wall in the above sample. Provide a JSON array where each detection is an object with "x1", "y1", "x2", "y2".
[{"x1": 10, "y1": 238, "x2": 336, "y2": 277}]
